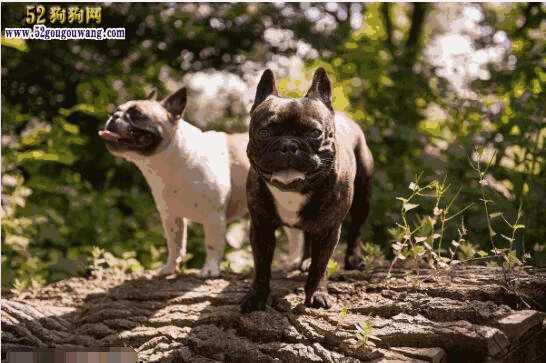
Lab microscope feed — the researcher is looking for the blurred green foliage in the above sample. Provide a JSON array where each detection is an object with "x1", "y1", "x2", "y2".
[
  {"x1": 1, "y1": 3, "x2": 544, "y2": 289},
  {"x1": 315, "y1": 3, "x2": 545, "y2": 266}
]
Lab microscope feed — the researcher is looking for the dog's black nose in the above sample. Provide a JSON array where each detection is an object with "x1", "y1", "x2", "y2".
[
  {"x1": 105, "y1": 117, "x2": 119, "y2": 132},
  {"x1": 105, "y1": 114, "x2": 130, "y2": 137},
  {"x1": 279, "y1": 139, "x2": 299, "y2": 155}
]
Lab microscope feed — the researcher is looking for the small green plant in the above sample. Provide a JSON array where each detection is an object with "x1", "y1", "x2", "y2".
[
  {"x1": 335, "y1": 306, "x2": 349, "y2": 330},
  {"x1": 10, "y1": 278, "x2": 42, "y2": 295},
  {"x1": 470, "y1": 147, "x2": 528, "y2": 278},
  {"x1": 498, "y1": 206, "x2": 528, "y2": 270},
  {"x1": 387, "y1": 173, "x2": 473, "y2": 277},
  {"x1": 326, "y1": 259, "x2": 340, "y2": 279},
  {"x1": 361, "y1": 242, "x2": 386, "y2": 272},
  {"x1": 339, "y1": 306, "x2": 349, "y2": 319},
  {"x1": 355, "y1": 318, "x2": 376, "y2": 349},
  {"x1": 387, "y1": 145, "x2": 532, "y2": 281},
  {"x1": 89, "y1": 246, "x2": 143, "y2": 278}
]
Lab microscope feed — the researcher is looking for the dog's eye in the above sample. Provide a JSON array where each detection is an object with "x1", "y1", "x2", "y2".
[
  {"x1": 258, "y1": 126, "x2": 271, "y2": 138},
  {"x1": 308, "y1": 129, "x2": 322, "y2": 138}
]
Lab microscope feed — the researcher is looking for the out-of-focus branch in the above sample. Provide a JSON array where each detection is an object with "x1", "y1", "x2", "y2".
[
  {"x1": 403, "y1": 3, "x2": 429, "y2": 68},
  {"x1": 381, "y1": 3, "x2": 395, "y2": 55}
]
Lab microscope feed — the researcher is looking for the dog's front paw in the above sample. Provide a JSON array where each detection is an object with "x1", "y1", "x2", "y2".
[
  {"x1": 156, "y1": 262, "x2": 179, "y2": 277},
  {"x1": 199, "y1": 265, "x2": 220, "y2": 278},
  {"x1": 300, "y1": 258, "x2": 312, "y2": 272},
  {"x1": 199, "y1": 256, "x2": 221, "y2": 278},
  {"x1": 199, "y1": 267, "x2": 220, "y2": 278},
  {"x1": 305, "y1": 292, "x2": 333, "y2": 309},
  {"x1": 344, "y1": 253, "x2": 363, "y2": 270},
  {"x1": 240, "y1": 289, "x2": 269, "y2": 313}
]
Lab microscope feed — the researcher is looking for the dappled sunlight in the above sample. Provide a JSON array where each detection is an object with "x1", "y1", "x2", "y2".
[{"x1": 2, "y1": 2, "x2": 544, "y2": 291}]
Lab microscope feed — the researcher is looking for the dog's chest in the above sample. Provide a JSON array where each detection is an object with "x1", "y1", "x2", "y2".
[
  {"x1": 266, "y1": 184, "x2": 308, "y2": 227},
  {"x1": 137, "y1": 129, "x2": 232, "y2": 223}
]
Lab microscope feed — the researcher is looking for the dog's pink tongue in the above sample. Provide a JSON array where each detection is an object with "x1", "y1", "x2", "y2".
[
  {"x1": 271, "y1": 169, "x2": 305, "y2": 185},
  {"x1": 98, "y1": 130, "x2": 121, "y2": 141}
]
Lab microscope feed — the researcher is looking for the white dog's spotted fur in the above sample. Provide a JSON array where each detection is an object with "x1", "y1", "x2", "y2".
[{"x1": 116, "y1": 119, "x2": 249, "y2": 277}]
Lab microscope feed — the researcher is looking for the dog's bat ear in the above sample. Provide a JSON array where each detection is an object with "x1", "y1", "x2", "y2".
[
  {"x1": 305, "y1": 67, "x2": 332, "y2": 111},
  {"x1": 161, "y1": 87, "x2": 187, "y2": 122},
  {"x1": 146, "y1": 89, "x2": 158, "y2": 101},
  {"x1": 251, "y1": 69, "x2": 278, "y2": 113}
]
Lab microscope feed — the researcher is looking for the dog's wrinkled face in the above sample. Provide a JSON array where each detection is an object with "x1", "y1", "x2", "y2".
[
  {"x1": 248, "y1": 68, "x2": 336, "y2": 191},
  {"x1": 99, "y1": 87, "x2": 187, "y2": 159}
]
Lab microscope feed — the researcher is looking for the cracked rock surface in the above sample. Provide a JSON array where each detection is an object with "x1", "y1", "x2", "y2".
[{"x1": 2, "y1": 266, "x2": 546, "y2": 362}]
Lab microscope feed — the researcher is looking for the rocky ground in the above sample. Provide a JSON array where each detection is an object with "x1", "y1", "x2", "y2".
[{"x1": 2, "y1": 266, "x2": 546, "y2": 362}]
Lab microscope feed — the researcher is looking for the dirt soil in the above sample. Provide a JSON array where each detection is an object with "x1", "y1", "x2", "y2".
[{"x1": 2, "y1": 266, "x2": 546, "y2": 362}]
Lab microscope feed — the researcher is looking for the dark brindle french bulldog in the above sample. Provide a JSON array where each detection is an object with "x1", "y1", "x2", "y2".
[{"x1": 241, "y1": 68, "x2": 373, "y2": 312}]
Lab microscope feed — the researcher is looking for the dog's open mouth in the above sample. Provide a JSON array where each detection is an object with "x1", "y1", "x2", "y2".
[
  {"x1": 98, "y1": 129, "x2": 156, "y2": 148},
  {"x1": 263, "y1": 168, "x2": 308, "y2": 190},
  {"x1": 271, "y1": 169, "x2": 306, "y2": 186},
  {"x1": 98, "y1": 130, "x2": 121, "y2": 142}
]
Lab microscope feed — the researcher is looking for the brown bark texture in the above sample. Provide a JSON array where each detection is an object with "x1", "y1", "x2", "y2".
[{"x1": 2, "y1": 266, "x2": 546, "y2": 362}]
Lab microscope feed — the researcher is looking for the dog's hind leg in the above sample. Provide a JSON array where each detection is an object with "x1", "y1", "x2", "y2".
[{"x1": 345, "y1": 140, "x2": 373, "y2": 270}]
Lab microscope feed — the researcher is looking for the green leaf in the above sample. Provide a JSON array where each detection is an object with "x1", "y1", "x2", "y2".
[
  {"x1": 62, "y1": 122, "x2": 80, "y2": 134},
  {"x1": 58, "y1": 103, "x2": 100, "y2": 117},
  {"x1": 403, "y1": 203, "x2": 419, "y2": 212},
  {"x1": 392, "y1": 242, "x2": 403, "y2": 251},
  {"x1": 1, "y1": 38, "x2": 29, "y2": 52},
  {"x1": 489, "y1": 212, "x2": 503, "y2": 219}
]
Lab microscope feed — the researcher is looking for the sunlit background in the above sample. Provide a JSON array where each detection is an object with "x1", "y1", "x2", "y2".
[{"x1": 2, "y1": 3, "x2": 544, "y2": 290}]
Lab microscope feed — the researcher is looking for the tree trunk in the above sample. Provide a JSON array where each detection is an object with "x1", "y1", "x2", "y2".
[
  {"x1": 2, "y1": 266, "x2": 546, "y2": 362},
  {"x1": 403, "y1": 3, "x2": 428, "y2": 69}
]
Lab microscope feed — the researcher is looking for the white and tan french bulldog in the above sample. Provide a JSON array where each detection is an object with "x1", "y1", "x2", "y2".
[{"x1": 99, "y1": 87, "x2": 250, "y2": 277}]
